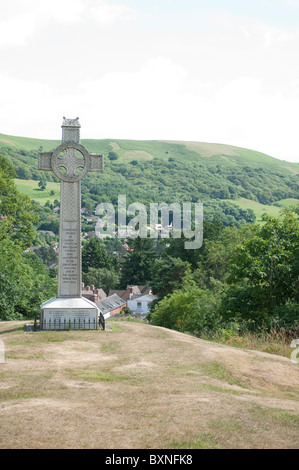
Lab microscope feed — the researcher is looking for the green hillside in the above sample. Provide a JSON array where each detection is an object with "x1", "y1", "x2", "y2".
[
  {"x1": 1, "y1": 131, "x2": 299, "y2": 169},
  {"x1": 1, "y1": 132, "x2": 298, "y2": 226}
]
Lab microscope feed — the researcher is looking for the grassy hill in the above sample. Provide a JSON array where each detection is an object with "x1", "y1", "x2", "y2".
[
  {"x1": 2, "y1": 131, "x2": 299, "y2": 168},
  {"x1": 0, "y1": 320, "x2": 298, "y2": 449},
  {"x1": 1, "y1": 132, "x2": 298, "y2": 225}
]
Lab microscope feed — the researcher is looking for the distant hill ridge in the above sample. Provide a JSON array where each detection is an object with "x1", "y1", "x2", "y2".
[{"x1": 1, "y1": 131, "x2": 298, "y2": 168}]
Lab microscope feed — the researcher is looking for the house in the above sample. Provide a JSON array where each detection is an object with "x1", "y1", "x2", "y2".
[
  {"x1": 108, "y1": 285, "x2": 152, "y2": 301},
  {"x1": 96, "y1": 294, "x2": 126, "y2": 320},
  {"x1": 37, "y1": 230, "x2": 56, "y2": 237},
  {"x1": 127, "y1": 293, "x2": 158, "y2": 315}
]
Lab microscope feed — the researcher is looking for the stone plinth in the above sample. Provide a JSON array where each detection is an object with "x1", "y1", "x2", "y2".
[{"x1": 41, "y1": 297, "x2": 99, "y2": 330}]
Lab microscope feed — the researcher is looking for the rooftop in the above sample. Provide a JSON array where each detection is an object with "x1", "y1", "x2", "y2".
[{"x1": 96, "y1": 294, "x2": 126, "y2": 315}]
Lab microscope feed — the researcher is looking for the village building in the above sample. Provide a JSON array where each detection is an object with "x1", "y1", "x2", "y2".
[
  {"x1": 109, "y1": 285, "x2": 157, "y2": 316},
  {"x1": 96, "y1": 294, "x2": 126, "y2": 319},
  {"x1": 127, "y1": 293, "x2": 158, "y2": 315},
  {"x1": 108, "y1": 285, "x2": 152, "y2": 301}
]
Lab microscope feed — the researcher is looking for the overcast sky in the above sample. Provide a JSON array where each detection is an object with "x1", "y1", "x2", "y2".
[{"x1": 1, "y1": 0, "x2": 299, "y2": 162}]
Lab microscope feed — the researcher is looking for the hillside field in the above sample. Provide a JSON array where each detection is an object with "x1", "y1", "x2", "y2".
[
  {"x1": 13, "y1": 178, "x2": 299, "y2": 223},
  {"x1": 0, "y1": 320, "x2": 298, "y2": 449},
  {"x1": 14, "y1": 178, "x2": 60, "y2": 205},
  {"x1": 222, "y1": 197, "x2": 299, "y2": 222}
]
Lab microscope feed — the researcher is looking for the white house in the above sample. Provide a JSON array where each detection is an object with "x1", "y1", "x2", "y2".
[{"x1": 127, "y1": 294, "x2": 158, "y2": 315}]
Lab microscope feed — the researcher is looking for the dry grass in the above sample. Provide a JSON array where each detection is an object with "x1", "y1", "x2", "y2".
[
  {"x1": 0, "y1": 320, "x2": 298, "y2": 449},
  {"x1": 207, "y1": 324, "x2": 299, "y2": 358}
]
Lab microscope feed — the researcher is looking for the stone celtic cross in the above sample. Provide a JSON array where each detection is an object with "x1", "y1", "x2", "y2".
[
  {"x1": 39, "y1": 117, "x2": 103, "y2": 297},
  {"x1": 38, "y1": 118, "x2": 104, "y2": 330}
]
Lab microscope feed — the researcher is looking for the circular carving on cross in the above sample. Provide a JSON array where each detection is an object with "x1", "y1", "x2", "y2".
[{"x1": 51, "y1": 142, "x2": 91, "y2": 182}]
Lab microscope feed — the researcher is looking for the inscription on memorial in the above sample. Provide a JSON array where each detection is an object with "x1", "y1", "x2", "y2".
[
  {"x1": 47, "y1": 309, "x2": 96, "y2": 321},
  {"x1": 60, "y1": 225, "x2": 79, "y2": 292}
]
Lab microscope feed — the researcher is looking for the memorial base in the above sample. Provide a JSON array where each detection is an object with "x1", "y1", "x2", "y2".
[{"x1": 40, "y1": 297, "x2": 99, "y2": 330}]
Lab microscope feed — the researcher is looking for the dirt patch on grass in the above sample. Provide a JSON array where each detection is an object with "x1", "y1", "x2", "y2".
[
  {"x1": 0, "y1": 321, "x2": 298, "y2": 449},
  {"x1": 0, "y1": 139, "x2": 16, "y2": 146},
  {"x1": 281, "y1": 165, "x2": 299, "y2": 175},
  {"x1": 123, "y1": 150, "x2": 154, "y2": 161}
]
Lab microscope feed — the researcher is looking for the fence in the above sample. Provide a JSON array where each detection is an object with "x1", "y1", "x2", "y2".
[{"x1": 36, "y1": 314, "x2": 105, "y2": 331}]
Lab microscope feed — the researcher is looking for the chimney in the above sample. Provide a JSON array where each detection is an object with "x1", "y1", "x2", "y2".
[
  {"x1": 90, "y1": 285, "x2": 95, "y2": 291},
  {"x1": 129, "y1": 286, "x2": 133, "y2": 299},
  {"x1": 96, "y1": 289, "x2": 106, "y2": 299},
  {"x1": 86, "y1": 286, "x2": 90, "y2": 291}
]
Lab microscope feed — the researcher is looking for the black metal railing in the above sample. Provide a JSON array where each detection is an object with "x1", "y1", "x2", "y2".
[{"x1": 38, "y1": 317, "x2": 103, "y2": 331}]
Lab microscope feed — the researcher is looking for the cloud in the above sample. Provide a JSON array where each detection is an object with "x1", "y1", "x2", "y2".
[
  {"x1": 0, "y1": 73, "x2": 82, "y2": 138},
  {"x1": 78, "y1": 60, "x2": 299, "y2": 161},
  {"x1": 211, "y1": 11, "x2": 299, "y2": 49},
  {"x1": 1, "y1": 55, "x2": 298, "y2": 161},
  {"x1": 0, "y1": 11, "x2": 37, "y2": 46},
  {"x1": 283, "y1": 0, "x2": 299, "y2": 7},
  {"x1": 86, "y1": 0, "x2": 139, "y2": 25},
  {"x1": 79, "y1": 57, "x2": 188, "y2": 138},
  {"x1": 0, "y1": 0, "x2": 139, "y2": 46},
  {"x1": 1, "y1": 4, "x2": 299, "y2": 162}
]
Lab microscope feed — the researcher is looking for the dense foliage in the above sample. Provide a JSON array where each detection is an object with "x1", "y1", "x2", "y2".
[
  {"x1": 150, "y1": 210, "x2": 299, "y2": 335},
  {"x1": 0, "y1": 156, "x2": 57, "y2": 320}
]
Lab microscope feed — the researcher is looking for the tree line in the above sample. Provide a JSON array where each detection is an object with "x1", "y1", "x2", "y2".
[{"x1": 1, "y1": 153, "x2": 298, "y2": 339}]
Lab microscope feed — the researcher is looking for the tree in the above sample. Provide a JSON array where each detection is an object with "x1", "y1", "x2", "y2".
[
  {"x1": 0, "y1": 155, "x2": 57, "y2": 320},
  {"x1": 120, "y1": 237, "x2": 157, "y2": 287},
  {"x1": 151, "y1": 283, "x2": 222, "y2": 336},
  {"x1": 222, "y1": 210, "x2": 299, "y2": 325},
  {"x1": 82, "y1": 236, "x2": 119, "y2": 273},
  {"x1": 0, "y1": 227, "x2": 56, "y2": 320},
  {"x1": 107, "y1": 151, "x2": 119, "y2": 161},
  {"x1": 35, "y1": 245, "x2": 58, "y2": 266},
  {"x1": 192, "y1": 224, "x2": 256, "y2": 289},
  {"x1": 0, "y1": 157, "x2": 38, "y2": 249},
  {"x1": 161, "y1": 234, "x2": 202, "y2": 268},
  {"x1": 82, "y1": 267, "x2": 120, "y2": 295},
  {"x1": 151, "y1": 256, "x2": 191, "y2": 299},
  {"x1": 38, "y1": 179, "x2": 47, "y2": 191}
]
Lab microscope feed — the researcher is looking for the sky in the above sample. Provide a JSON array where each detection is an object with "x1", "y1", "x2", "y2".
[{"x1": 1, "y1": 0, "x2": 299, "y2": 162}]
